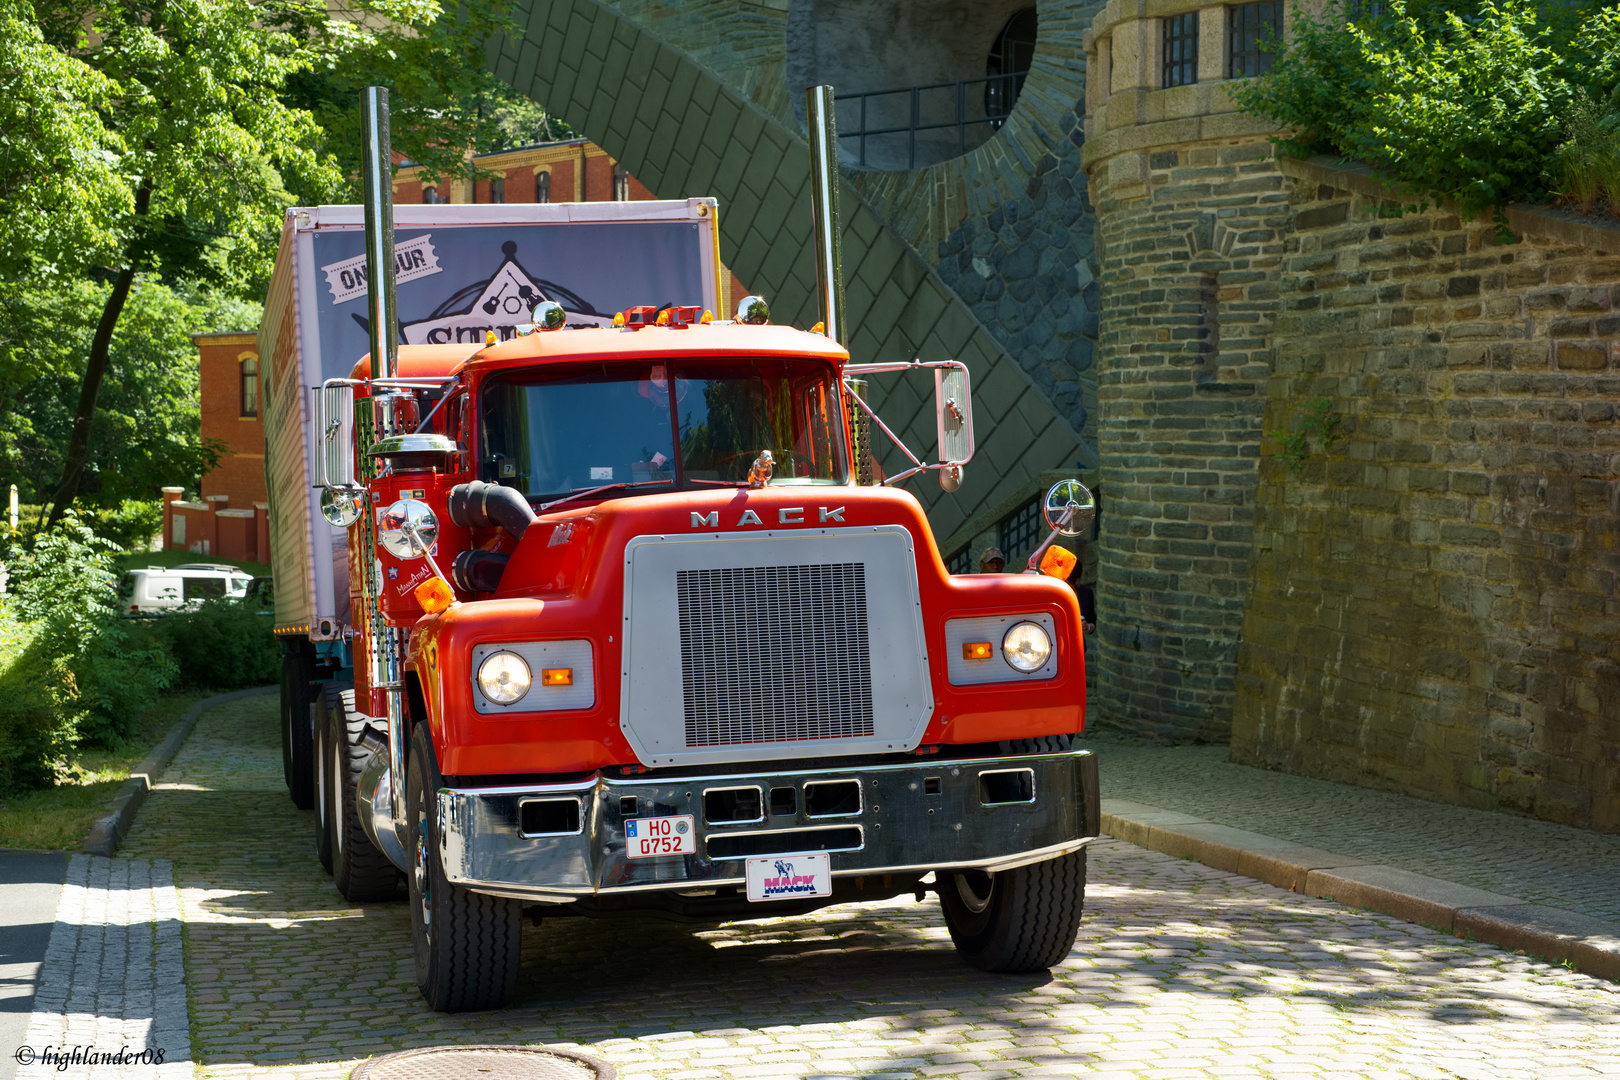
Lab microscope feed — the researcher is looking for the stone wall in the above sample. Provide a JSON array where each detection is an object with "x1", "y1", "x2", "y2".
[
  {"x1": 1232, "y1": 159, "x2": 1620, "y2": 834},
  {"x1": 1080, "y1": 0, "x2": 1289, "y2": 740}
]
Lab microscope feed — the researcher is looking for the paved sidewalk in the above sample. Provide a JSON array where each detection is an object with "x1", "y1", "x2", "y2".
[
  {"x1": 1090, "y1": 736, "x2": 1620, "y2": 978},
  {"x1": 14, "y1": 855, "x2": 191, "y2": 1080}
]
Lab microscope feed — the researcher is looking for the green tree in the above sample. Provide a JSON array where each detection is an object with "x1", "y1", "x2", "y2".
[
  {"x1": 19, "y1": 0, "x2": 520, "y2": 527},
  {"x1": 1232, "y1": 0, "x2": 1618, "y2": 215}
]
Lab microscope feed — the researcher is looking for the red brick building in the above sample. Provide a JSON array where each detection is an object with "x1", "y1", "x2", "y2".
[
  {"x1": 164, "y1": 331, "x2": 269, "y2": 565},
  {"x1": 393, "y1": 139, "x2": 657, "y2": 207}
]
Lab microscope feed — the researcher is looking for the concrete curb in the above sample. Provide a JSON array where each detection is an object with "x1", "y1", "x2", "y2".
[
  {"x1": 83, "y1": 686, "x2": 277, "y2": 858},
  {"x1": 1102, "y1": 798, "x2": 1620, "y2": 982}
]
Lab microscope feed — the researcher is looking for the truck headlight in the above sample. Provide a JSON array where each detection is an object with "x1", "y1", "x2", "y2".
[
  {"x1": 477, "y1": 651, "x2": 531, "y2": 704},
  {"x1": 1002, "y1": 622, "x2": 1052, "y2": 673}
]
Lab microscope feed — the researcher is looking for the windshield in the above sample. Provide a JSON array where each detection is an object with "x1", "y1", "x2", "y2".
[{"x1": 480, "y1": 358, "x2": 847, "y2": 502}]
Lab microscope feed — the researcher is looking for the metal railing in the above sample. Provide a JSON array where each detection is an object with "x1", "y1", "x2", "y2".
[{"x1": 834, "y1": 71, "x2": 1028, "y2": 170}]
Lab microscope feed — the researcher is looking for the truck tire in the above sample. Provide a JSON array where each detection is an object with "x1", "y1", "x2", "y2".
[
  {"x1": 313, "y1": 685, "x2": 345, "y2": 875},
  {"x1": 326, "y1": 686, "x2": 401, "y2": 902},
  {"x1": 939, "y1": 850, "x2": 1087, "y2": 973},
  {"x1": 280, "y1": 649, "x2": 316, "y2": 810},
  {"x1": 408, "y1": 722, "x2": 521, "y2": 1012}
]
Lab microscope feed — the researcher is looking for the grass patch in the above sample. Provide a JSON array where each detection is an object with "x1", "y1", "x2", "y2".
[
  {"x1": 112, "y1": 549, "x2": 270, "y2": 580},
  {"x1": 0, "y1": 690, "x2": 213, "y2": 851}
]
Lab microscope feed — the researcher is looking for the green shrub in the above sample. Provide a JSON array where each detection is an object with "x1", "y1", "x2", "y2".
[
  {"x1": 0, "y1": 614, "x2": 69, "y2": 796},
  {"x1": 1233, "y1": 1, "x2": 1620, "y2": 216},
  {"x1": 1550, "y1": 87, "x2": 1620, "y2": 215},
  {"x1": 155, "y1": 598, "x2": 278, "y2": 690},
  {"x1": 84, "y1": 499, "x2": 163, "y2": 553},
  {"x1": 6, "y1": 514, "x2": 174, "y2": 750}
]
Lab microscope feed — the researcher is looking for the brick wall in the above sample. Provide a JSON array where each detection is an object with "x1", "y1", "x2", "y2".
[
  {"x1": 1232, "y1": 160, "x2": 1620, "y2": 834},
  {"x1": 195, "y1": 332, "x2": 265, "y2": 511}
]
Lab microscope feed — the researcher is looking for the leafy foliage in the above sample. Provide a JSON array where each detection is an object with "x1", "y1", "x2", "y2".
[
  {"x1": 154, "y1": 599, "x2": 279, "y2": 690},
  {"x1": 0, "y1": 278, "x2": 249, "y2": 507},
  {"x1": 0, "y1": 0, "x2": 130, "y2": 279},
  {"x1": 1551, "y1": 85, "x2": 1620, "y2": 215},
  {"x1": 0, "y1": 515, "x2": 175, "y2": 793},
  {"x1": 1269, "y1": 398, "x2": 1343, "y2": 474},
  {"x1": 1232, "y1": 1, "x2": 1620, "y2": 215}
]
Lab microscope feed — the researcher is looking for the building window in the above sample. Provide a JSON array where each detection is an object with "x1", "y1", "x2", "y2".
[
  {"x1": 1347, "y1": 0, "x2": 1386, "y2": 18},
  {"x1": 1163, "y1": 12, "x2": 1199, "y2": 88},
  {"x1": 536, "y1": 170, "x2": 551, "y2": 203},
  {"x1": 999, "y1": 498, "x2": 1043, "y2": 568},
  {"x1": 422, "y1": 185, "x2": 444, "y2": 204},
  {"x1": 239, "y1": 355, "x2": 259, "y2": 418},
  {"x1": 1230, "y1": 1, "x2": 1284, "y2": 78},
  {"x1": 946, "y1": 548, "x2": 973, "y2": 575},
  {"x1": 490, "y1": 176, "x2": 505, "y2": 204},
  {"x1": 985, "y1": 7, "x2": 1037, "y2": 125},
  {"x1": 613, "y1": 165, "x2": 629, "y2": 202}
]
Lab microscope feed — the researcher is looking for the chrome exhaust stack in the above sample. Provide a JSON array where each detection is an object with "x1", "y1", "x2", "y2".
[
  {"x1": 358, "y1": 85, "x2": 411, "y2": 867},
  {"x1": 805, "y1": 85, "x2": 846, "y2": 347}
]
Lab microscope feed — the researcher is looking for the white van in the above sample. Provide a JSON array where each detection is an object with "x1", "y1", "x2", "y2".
[{"x1": 119, "y1": 564, "x2": 252, "y2": 614}]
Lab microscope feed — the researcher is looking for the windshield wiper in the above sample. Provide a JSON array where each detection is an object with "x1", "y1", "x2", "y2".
[
  {"x1": 537, "y1": 479, "x2": 671, "y2": 511},
  {"x1": 684, "y1": 478, "x2": 747, "y2": 487}
]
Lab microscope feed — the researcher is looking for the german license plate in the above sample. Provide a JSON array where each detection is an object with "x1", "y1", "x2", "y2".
[
  {"x1": 746, "y1": 853, "x2": 833, "y2": 902},
  {"x1": 624, "y1": 815, "x2": 694, "y2": 859}
]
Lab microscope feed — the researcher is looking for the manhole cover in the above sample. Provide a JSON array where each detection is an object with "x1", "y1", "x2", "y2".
[{"x1": 350, "y1": 1046, "x2": 615, "y2": 1080}]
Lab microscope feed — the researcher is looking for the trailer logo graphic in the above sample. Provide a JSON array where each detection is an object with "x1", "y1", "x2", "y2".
[
  {"x1": 322, "y1": 235, "x2": 442, "y2": 303},
  {"x1": 398, "y1": 241, "x2": 611, "y2": 345}
]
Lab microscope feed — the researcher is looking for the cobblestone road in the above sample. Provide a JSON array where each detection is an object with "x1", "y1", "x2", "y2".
[{"x1": 113, "y1": 698, "x2": 1620, "y2": 1080}]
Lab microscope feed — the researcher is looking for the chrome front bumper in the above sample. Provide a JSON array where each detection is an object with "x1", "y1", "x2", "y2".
[{"x1": 437, "y1": 749, "x2": 1100, "y2": 902}]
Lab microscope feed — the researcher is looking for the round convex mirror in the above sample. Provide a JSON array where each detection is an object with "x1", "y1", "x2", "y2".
[
  {"x1": 1042, "y1": 479, "x2": 1095, "y2": 537},
  {"x1": 321, "y1": 488, "x2": 363, "y2": 528}
]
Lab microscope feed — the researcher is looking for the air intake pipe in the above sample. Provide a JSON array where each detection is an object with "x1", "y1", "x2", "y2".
[
  {"x1": 451, "y1": 550, "x2": 511, "y2": 594},
  {"x1": 448, "y1": 480, "x2": 539, "y2": 540}
]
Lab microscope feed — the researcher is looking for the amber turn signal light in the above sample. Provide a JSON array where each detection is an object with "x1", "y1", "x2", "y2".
[
  {"x1": 1039, "y1": 545, "x2": 1077, "y2": 580},
  {"x1": 541, "y1": 668, "x2": 573, "y2": 687},
  {"x1": 962, "y1": 642, "x2": 994, "y2": 660},
  {"x1": 414, "y1": 576, "x2": 455, "y2": 614}
]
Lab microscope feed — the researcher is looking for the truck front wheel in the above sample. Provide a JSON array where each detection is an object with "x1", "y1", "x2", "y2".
[
  {"x1": 407, "y1": 723, "x2": 521, "y2": 1012},
  {"x1": 939, "y1": 850, "x2": 1087, "y2": 973}
]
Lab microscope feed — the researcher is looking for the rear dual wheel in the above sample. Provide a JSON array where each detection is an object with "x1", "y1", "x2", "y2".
[
  {"x1": 318, "y1": 683, "x2": 399, "y2": 902},
  {"x1": 280, "y1": 648, "x2": 316, "y2": 810},
  {"x1": 408, "y1": 722, "x2": 521, "y2": 1012}
]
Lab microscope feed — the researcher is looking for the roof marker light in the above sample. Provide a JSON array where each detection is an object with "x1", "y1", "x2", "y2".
[{"x1": 613, "y1": 311, "x2": 625, "y2": 327}]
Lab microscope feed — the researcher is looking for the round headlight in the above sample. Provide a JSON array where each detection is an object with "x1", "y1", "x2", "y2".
[
  {"x1": 1002, "y1": 622, "x2": 1052, "y2": 673},
  {"x1": 477, "y1": 651, "x2": 531, "y2": 704},
  {"x1": 377, "y1": 499, "x2": 438, "y2": 559}
]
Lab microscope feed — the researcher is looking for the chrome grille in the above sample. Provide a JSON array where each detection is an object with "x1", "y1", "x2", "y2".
[{"x1": 677, "y1": 563, "x2": 875, "y2": 747}]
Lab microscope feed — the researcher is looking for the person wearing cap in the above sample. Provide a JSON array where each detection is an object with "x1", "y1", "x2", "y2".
[{"x1": 978, "y1": 546, "x2": 1006, "y2": 573}]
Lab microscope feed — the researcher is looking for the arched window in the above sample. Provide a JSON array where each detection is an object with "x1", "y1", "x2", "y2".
[
  {"x1": 613, "y1": 165, "x2": 629, "y2": 202},
  {"x1": 240, "y1": 354, "x2": 259, "y2": 418},
  {"x1": 490, "y1": 176, "x2": 506, "y2": 204},
  {"x1": 422, "y1": 185, "x2": 441, "y2": 204},
  {"x1": 986, "y1": 8, "x2": 1038, "y2": 124},
  {"x1": 536, "y1": 170, "x2": 551, "y2": 203}
]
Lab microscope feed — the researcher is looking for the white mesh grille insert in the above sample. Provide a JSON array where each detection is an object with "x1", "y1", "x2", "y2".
[{"x1": 677, "y1": 563, "x2": 875, "y2": 747}]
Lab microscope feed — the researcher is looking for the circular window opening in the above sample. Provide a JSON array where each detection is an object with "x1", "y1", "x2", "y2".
[
  {"x1": 789, "y1": 1, "x2": 1040, "y2": 172},
  {"x1": 986, "y1": 8, "x2": 1037, "y2": 129}
]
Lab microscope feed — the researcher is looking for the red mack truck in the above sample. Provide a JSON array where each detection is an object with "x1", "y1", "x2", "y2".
[{"x1": 264, "y1": 88, "x2": 1099, "y2": 1012}]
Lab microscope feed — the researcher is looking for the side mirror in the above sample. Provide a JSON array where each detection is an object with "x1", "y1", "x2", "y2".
[
  {"x1": 934, "y1": 362, "x2": 974, "y2": 491},
  {"x1": 318, "y1": 383, "x2": 356, "y2": 490},
  {"x1": 320, "y1": 488, "x2": 363, "y2": 528},
  {"x1": 1043, "y1": 479, "x2": 1095, "y2": 536}
]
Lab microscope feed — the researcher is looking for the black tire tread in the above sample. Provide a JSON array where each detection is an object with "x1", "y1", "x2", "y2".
[
  {"x1": 941, "y1": 850, "x2": 1087, "y2": 973},
  {"x1": 409, "y1": 723, "x2": 520, "y2": 1012},
  {"x1": 283, "y1": 650, "x2": 316, "y2": 810},
  {"x1": 330, "y1": 687, "x2": 399, "y2": 902}
]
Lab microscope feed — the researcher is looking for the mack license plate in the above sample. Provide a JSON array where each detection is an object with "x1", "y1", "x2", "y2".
[
  {"x1": 746, "y1": 853, "x2": 833, "y2": 902},
  {"x1": 624, "y1": 815, "x2": 695, "y2": 859}
]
